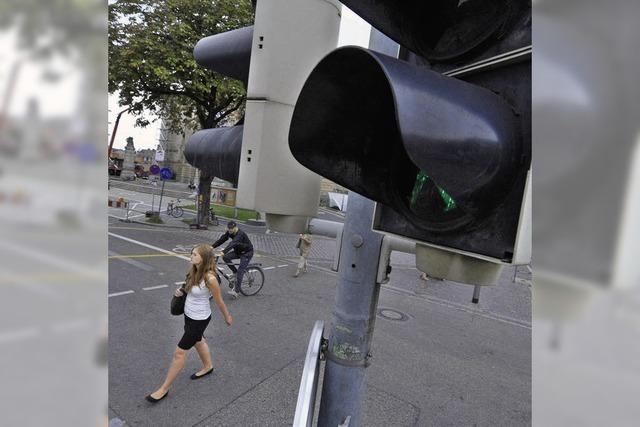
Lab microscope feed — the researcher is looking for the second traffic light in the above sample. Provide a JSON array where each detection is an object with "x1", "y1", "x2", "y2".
[{"x1": 184, "y1": 26, "x2": 254, "y2": 186}]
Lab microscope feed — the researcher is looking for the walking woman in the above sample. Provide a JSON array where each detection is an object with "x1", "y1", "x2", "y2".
[
  {"x1": 146, "y1": 244, "x2": 233, "y2": 403},
  {"x1": 294, "y1": 233, "x2": 312, "y2": 277}
]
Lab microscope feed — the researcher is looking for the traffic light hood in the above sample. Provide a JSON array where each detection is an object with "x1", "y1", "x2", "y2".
[
  {"x1": 289, "y1": 46, "x2": 527, "y2": 233},
  {"x1": 193, "y1": 26, "x2": 254, "y2": 85},
  {"x1": 184, "y1": 126, "x2": 243, "y2": 186},
  {"x1": 340, "y1": 0, "x2": 520, "y2": 62}
]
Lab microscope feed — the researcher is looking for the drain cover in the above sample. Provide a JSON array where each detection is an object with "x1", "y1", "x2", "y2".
[{"x1": 377, "y1": 308, "x2": 409, "y2": 322}]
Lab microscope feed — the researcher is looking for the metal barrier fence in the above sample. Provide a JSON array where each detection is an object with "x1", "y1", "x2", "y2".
[{"x1": 293, "y1": 320, "x2": 325, "y2": 427}]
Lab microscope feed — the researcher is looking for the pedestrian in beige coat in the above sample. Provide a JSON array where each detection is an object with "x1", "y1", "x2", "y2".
[{"x1": 294, "y1": 233, "x2": 312, "y2": 277}]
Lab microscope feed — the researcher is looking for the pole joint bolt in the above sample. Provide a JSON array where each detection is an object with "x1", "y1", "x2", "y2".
[{"x1": 351, "y1": 234, "x2": 364, "y2": 248}]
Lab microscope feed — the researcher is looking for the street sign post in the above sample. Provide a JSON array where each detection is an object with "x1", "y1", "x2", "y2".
[
  {"x1": 157, "y1": 167, "x2": 172, "y2": 215},
  {"x1": 149, "y1": 165, "x2": 160, "y2": 211}
]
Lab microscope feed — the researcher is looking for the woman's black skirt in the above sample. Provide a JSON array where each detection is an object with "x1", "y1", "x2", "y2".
[{"x1": 178, "y1": 314, "x2": 211, "y2": 350}]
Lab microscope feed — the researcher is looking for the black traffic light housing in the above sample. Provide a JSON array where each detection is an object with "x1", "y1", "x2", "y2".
[
  {"x1": 184, "y1": 126, "x2": 243, "y2": 186},
  {"x1": 193, "y1": 26, "x2": 253, "y2": 86},
  {"x1": 184, "y1": 26, "x2": 253, "y2": 185},
  {"x1": 340, "y1": 0, "x2": 530, "y2": 64},
  {"x1": 289, "y1": 0, "x2": 530, "y2": 263}
]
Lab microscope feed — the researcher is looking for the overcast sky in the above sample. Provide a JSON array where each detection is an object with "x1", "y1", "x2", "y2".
[{"x1": 108, "y1": 92, "x2": 161, "y2": 151}]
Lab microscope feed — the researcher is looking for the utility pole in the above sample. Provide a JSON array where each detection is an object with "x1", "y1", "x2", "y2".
[{"x1": 315, "y1": 30, "x2": 399, "y2": 427}]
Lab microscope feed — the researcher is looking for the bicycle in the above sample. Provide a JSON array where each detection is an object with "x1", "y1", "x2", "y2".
[
  {"x1": 214, "y1": 253, "x2": 264, "y2": 296},
  {"x1": 166, "y1": 199, "x2": 184, "y2": 218},
  {"x1": 209, "y1": 207, "x2": 219, "y2": 226}
]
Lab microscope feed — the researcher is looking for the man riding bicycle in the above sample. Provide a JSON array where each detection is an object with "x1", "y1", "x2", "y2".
[{"x1": 212, "y1": 221, "x2": 254, "y2": 299}]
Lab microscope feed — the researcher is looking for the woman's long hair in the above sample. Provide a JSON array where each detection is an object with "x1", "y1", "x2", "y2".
[{"x1": 185, "y1": 244, "x2": 216, "y2": 293}]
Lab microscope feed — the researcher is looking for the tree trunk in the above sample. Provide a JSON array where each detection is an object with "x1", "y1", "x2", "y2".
[{"x1": 198, "y1": 173, "x2": 213, "y2": 225}]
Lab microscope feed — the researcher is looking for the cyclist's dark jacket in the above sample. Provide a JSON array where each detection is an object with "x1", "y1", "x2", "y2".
[{"x1": 213, "y1": 229, "x2": 254, "y2": 255}]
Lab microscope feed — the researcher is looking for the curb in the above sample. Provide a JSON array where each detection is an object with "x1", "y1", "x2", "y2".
[
  {"x1": 119, "y1": 218, "x2": 189, "y2": 229},
  {"x1": 108, "y1": 214, "x2": 190, "y2": 229},
  {"x1": 109, "y1": 213, "x2": 260, "y2": 230},
  {"x1": 182, "y1": 208, "x2": 265, "y2": 228}
]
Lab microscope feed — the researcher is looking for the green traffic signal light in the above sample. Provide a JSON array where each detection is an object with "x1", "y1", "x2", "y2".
[{"x1": 409, "y1": 171, "x2": 457, "y2": 213}]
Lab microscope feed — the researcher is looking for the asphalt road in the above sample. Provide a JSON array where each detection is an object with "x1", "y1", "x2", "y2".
[{"x1": 108, "y1": 219, "x2": 530, "y2": 426}]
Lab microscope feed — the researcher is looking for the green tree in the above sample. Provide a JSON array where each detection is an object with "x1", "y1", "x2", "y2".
[
  {"x1": 109, "y1": 0, "x2": 254, "y2": 225},
  {"x1": 109, "y1": 0, "x2": 254, "y2": 132}
]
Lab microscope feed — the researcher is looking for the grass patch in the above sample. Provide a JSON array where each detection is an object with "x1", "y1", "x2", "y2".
[
  {"x1": 182, "y1": 203, "x2": 259, "y2": 222},
  {"x1": 146, "y1": 214, "x2": 164, "y2": 224}
]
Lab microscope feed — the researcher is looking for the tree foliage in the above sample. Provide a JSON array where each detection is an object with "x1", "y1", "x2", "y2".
[{"x1": 108, "y1": 0, "x2": 254, "y2": 133}]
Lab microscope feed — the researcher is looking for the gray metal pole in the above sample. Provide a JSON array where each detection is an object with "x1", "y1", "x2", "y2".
[
  {"x1": 317, "y1": 192, "x2": 384, "y2": 426},
  {"x1": 317, "y1": 28, "x2": 399, "y2": 427},
  {"x1": 158, "y1": 179, "x2": 166, "y2": 215},
  {"x1": 472, "y1": 285, "x2": 481, "y2": 304},
  {"x1": 308, "y1": 218, "x2": 342, "y2": 238}
]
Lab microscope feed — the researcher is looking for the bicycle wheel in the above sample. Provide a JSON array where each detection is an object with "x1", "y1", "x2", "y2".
[
  {"x1": 209, "y1": 212, "x2": 219, "y2": 226},
  {"x1": 173, "y1": 206, "x2": 184, "y2": 218},
  {"x1": 238, "y1": 267, "x2": 264, "y2": 296}
]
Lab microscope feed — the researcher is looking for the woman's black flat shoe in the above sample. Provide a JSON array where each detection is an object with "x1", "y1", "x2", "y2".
[
  {"x1": 145, "y1": 390, "x2": 168, "y2": 403},
  {"x1": 190, "y1": 368, "x2": 214, "y2": 380}
]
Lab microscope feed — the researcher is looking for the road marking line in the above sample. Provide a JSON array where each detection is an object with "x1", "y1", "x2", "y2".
[
  {"x1": 143, "y1": 285, "x2": 168, "y2": 291},
  {"x1": 263, "y1": 266, "x2": 276, "y2": 270},
  {"x1": 108, "y1": 232, "x2": 190, "y2": 261},
  {"x1": 109, "y1": 250, "x2": 155, "y2": 272},
  {"x1": 109, "y1": 254, "x2": 179, "y2": 259},
  {"x1": 108, "y1": 226, "x2": 184, "y2": 233},
  {"x1": 277, "y1": 265, "x2": 288, "y2": 268},
  {"x1": 108, "y1": 213, "x2": 128, "y2": 221},
  {"x1": 174, "y1": 281, "x2": 185, "y2": 285},
  {"x1": 108, "y1": 290, "x2": 134, "y2": 297}
]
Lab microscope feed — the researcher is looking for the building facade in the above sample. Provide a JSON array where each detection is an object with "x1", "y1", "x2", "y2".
[{"x1": 157, "y1": 120, "x2": 199, "y2": 184}]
